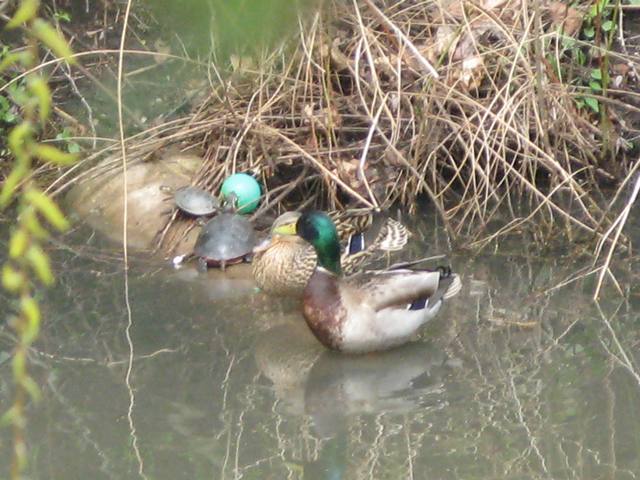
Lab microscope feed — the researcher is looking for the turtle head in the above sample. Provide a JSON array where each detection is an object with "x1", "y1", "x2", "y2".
[
  {"x1": 296, "y1": 211, "x2": 341, "y2": 275},
  {"x1": 222, "y1": 191, "x2": 239, "y2": 212},
  {"x1": 220, "y1": 173, "x2": 261, "y2": 214}
]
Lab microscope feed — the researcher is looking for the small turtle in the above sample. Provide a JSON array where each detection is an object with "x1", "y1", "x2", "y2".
[
  {"x1": 173, "y1": 186, "x2": 219, "y2": 217},
  {"x1": 193, "y1": 210, "x2": 257, "y2": 271}
]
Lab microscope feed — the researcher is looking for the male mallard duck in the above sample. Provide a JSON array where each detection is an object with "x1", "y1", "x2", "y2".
[
  {"x1": 295, "y1": 211, "x2": 462, "y2": 353},
  {"x1": 252, "y1": 210, "x2": 409, "y2": 295}
]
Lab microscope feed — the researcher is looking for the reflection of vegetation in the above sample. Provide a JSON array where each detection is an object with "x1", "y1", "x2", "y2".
[
  {"x1": 148, "y1": 0, "x2": 308, "y2": 55},
  {"x1": 13, "y1": 223, "x2": 639, "y2": 479}
]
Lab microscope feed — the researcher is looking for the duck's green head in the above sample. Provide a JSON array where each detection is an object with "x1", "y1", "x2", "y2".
[{"x1": 296, "y1": 211, "x2": 342, "y2": 275}]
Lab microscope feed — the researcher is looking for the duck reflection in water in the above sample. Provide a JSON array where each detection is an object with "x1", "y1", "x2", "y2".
[
  {"x1": 287, "y1": 342, "x2": 460, "y2": 479},
  {"x1": 303, "y1": 435, "x2": 348, "y2": 480},
  {"x1": 304, "y1": 342, "x2": 457, "y2": 438},
  {"x1": 255, "y1": 323, "x2": 460, "y2": 437}
]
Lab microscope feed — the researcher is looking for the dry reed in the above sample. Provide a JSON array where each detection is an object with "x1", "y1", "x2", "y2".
[{"x1": 28, "y1": 1, "x2": 639, "y2": 284}]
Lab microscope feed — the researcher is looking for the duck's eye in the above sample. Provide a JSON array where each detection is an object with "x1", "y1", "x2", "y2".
[{"x1": 297, "y1": 216, "x2": 318, "y2": 241}]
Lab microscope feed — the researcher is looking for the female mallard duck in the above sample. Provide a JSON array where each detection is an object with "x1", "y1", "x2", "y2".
[
  {"x1": 252, "y1": 210, "x2": 409, "y2": 295},
  {"x1": 295, "y1": 211, "x2": 462, "y2": 353}
]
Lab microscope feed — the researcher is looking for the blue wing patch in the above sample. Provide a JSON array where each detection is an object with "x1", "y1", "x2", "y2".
[
  {"x1": 346, "y1": 232, "x2": 365, "y2": 255},
  {"x1": 408, "y1": 298, "x2": 428, "y2": 310}
]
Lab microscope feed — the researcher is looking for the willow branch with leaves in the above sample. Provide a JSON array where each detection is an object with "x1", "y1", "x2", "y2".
[{"x1": 1, "y1": 1, "x2": 78, "y2": 478}]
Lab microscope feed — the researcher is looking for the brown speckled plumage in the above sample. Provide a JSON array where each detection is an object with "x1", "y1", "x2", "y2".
[
  {"x1": 252, "y1": 236, "x2": 312, "y2": 295},
  {"x1": 252, "y1": 211, "x2": 409, "y2": 296}
]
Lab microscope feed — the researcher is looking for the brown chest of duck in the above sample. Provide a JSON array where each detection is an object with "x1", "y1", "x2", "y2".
[{"x1": 193, "y1": 194, "x2": 257, "y2": 271}]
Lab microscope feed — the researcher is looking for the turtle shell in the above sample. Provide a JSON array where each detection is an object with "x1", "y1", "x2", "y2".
[
  {"x1": 194, "y1": 212, "x2": 257, "y2": 267},
  {"x1": 174, "y1": 186, "x2": 219, "y2": 216}
]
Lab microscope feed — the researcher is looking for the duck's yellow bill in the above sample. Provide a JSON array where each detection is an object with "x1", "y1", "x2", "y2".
[{"x1": 272, "y1": 222, "x2": 297, "y2": 236}]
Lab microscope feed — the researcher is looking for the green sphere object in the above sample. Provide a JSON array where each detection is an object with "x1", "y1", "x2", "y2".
[{"x1": 221, "y1": 173, "x2": 261, "y2": 214}]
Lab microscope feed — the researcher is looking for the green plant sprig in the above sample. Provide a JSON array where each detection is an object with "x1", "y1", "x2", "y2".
[
  {"x1": 1, "y1": 1, "x2": 78, "y2": 478},
  {"x1": 575, "y1": 0, "x2": 618, "y2": 116}
]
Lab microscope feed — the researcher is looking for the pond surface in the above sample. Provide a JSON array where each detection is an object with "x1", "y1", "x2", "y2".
[{"x1": 1, "y1": 213, "x2": 639, "y2": 480}]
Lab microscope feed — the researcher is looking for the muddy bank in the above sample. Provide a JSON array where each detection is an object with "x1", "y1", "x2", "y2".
[{"x1": 67, "y1": 153, "x2": 204, "y2": 253}]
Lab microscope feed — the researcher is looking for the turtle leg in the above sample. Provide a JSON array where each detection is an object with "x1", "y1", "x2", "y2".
[
  {"x1": 172, "y1": 253, "x2": 194, "y2": 268},
  {"x1": 197, "y1": 257, "x2": 208, "y2": 272}
]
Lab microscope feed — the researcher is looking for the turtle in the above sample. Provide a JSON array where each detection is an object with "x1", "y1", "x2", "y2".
[
  {"x1": 173, "y1": 186, "x2": 219, "y2": 217},
  {"x1": 193, "y1": 209, "x2": 258, "y2": 271}
]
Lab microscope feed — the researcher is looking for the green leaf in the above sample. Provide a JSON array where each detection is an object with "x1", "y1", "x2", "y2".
[
  {"x1": 583, "y1": 26, "x2": 595, "y2": 38},
  {"x1": 0, "y1": 53, "x2": 19, "y2": 73},
  {"x1": 591, "y1": 69, "x2": 602, "y2": 80},
  {"x1": 0, "y1": 52, "x2": 34, "y2": 73},
  {"x1": 589, "y1": 80, "x2": 602, "y2": 92},
  {"x1": 602, "y1": 20, "x2": 614, "y2": 32},
  {"x1": 12, "y1": 350, "x2": 26, "y2": 378},
  {"x1": 55, "y1": 128, "x2": 71, "y2": 140},
  {"x1": 54, "y1": 11, "x2": 71, "y2": 23},
  {"x1": 34, "y1": 143, "x2": 78, "y2": 166},
  {"x1": 0, "y1": 95, "x2": 10, "y2": 114},
  {"x1": 584, "y1": 97, "x2": 599, "y2": 113},
  {"x1": 4, "y1": 110, "x2": 18, "y2": 123},
  {"x1": 1, "y1": 405, "x2": 20, "y2": 427},
  {"x1": 55, "y1": 129, "x2": 82, "y2": 153},
  {"x1": 67, "y1": 142, "x2": 81, "y2": 154},
  {"x1": 9, "y1": 229, "x2": 29, "y2": 258},
  {"x1": 31, "y1": 19, "x2": 76, "y2": 64},
  {"x1": 8, "y1": 121, "x2": 32, "y2": 158},
  {"x1": 6, "y1": 0, "x2": 40, "y2": 29},
  {"x1": 21, "y1": 376, "x2": 41, "y2": 401},
  {"x1": 24, "y1": 188, "x2": 70, "y2": 231},
  {"x1": 0, "y1": 165, "x2": 28, "y2": 209},
  {"x1": 26, "y1": 244, "x2": 54, "y2": 286},
  {"x1": 2, "y1": 264, "x2": 26, "y2": 293},
  {"x1": 23, "y1": 208, "x2": 49, "y2": 239},
  {"x1": 8, "y1": 82, "x2": 30, "y2": 106},
  {"x1": 0, "y1": 96, "x2": 18, "y2": 125},
  {"x1": 21, "y1": 296, "x2": 41, "y2": 345},
  {"x1": 27, "y1": 76, "x2": 51, "y2": 123}
]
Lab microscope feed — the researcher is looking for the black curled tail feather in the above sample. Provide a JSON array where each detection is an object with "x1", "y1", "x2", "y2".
[
  {"x1": 436, "y1": 265, "x2": 452, "y2": 278},
  {"x1": 405, "y1": 266, "x2": 460, "y2": 311}
]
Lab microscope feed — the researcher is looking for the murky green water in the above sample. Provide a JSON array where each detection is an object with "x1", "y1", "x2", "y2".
[{"x1": 1, "y1": 214, "x2": 639, "y2": 480}]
